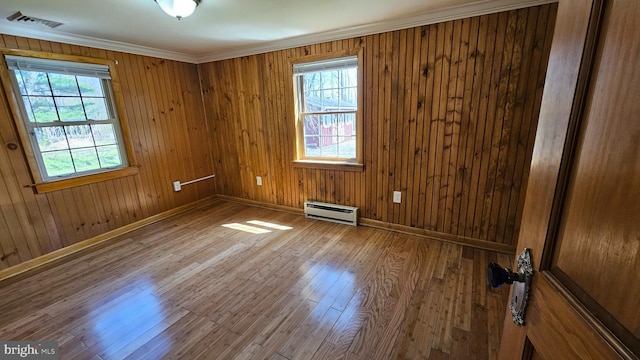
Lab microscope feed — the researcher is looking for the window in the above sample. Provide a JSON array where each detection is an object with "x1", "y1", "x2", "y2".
[
  {"x1": 1, "y1": 51, "x2": 136, "y2": 191},
  {"x1": 293, "y1": 51, "x2": 363, "y2": 168}
]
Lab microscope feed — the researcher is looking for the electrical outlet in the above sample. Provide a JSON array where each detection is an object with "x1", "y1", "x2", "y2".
[
  {"x1": 173, "y1": 181, "x2": 181, "y2": 192},
  {"x1": 393, "y1": 191, "x2": 401, "y2": 203},
  {"x1": 256, "y1": 176, "x2": 262, "y2": 186}
]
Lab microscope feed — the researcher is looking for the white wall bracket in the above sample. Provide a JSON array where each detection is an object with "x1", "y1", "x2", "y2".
[{"x1": 173, "y1": 174, "x2": 215, "y2": 192}]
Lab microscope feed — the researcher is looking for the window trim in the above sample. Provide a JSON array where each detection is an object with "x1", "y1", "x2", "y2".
[
  {"x1": 0, "y1": 49, "x2": 138, "y2": 193},
  {"x1": 291, "y1": 48, "x2": 364, "y2": 169}
]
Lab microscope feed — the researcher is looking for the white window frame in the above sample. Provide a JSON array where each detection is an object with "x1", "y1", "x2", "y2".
[
  {"x1": 0, "y1": 50, "x2": 137, "y2": 193},
  {"x1": 292, "y1": 49, "x2": 364, "y2": 169}
]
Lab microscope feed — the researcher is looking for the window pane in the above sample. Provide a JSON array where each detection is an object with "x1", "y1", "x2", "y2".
[
  {"x1": 14, "y1": 71, "x2": 27, "y2": 95},
  {"x1": 29, "y1": 96, "x2": 59, "y2": 122},
  {"x1": 97, "y1": 145, "x2": 122, "y2": 167},
  {"x1": 304, "y1": 90, "x2": 322, "y2": 113},
  {"x1": 49, "y1": 73, "x2": 80, "y2": 96},
  {"x1": 18, "y1": 71, "x2": 52, "y2": 96},
  {"x1": 21, "y1": 96, "x2": 36, "y2": 122},
  {"x1": 83, "y1": 97, "x2": 109, "y2": 120},
  {"x1": 9, "y1": 56, "x2": 127, "y2": 181},
  {"x1": 300, "y1": 68, "x2": 358, "y2": 114},
  {"x1": 71, "y1": 148, "x2": 100, "y2": 172},
  {"x1": 77, "y1": 76, "x2": 104, "y2": 97},
  {"x1": 337, "y1": 135, "x2": 356, "y2": 159},
  {"x1": 322, "y1": 114, "x2": 336, "y2": 130},
  {"x1": 345, "y1": 68, "x2": 358, "y2": 86},
  {"x1": 339, "y1": 87, "x2": 357, "y2": 110},
  {"x1": 34, "y1": 127, "x2": 69, "y2": 151},
  {"x1": 56, "y1": 97, "x2": 86, "y2": 121},
  {"x1": 321, "y1": 90, "x2": 339, "y2": 111},
  {"x1": 65, "y1": 125, "x2": 95, "y2": 148},
  {"x1": 344, "y1": 113, "x2": 355, "y2": 128},
  {"x1": 41, "y1": 150, "x2": 74, "y2": 177},
  {"x1": 303, "y1": 73, "x2": 322, "y2": 91},
  {"x1": 92, "y1": 124, "x2": 117, "y2": 145},
  {"x1": 320, "y1": 136, "x2": 339, "y2": 158},
  {"x1": 303, "y1": 115, "x2": 319, "y2": 136},
  {"x1": 321, "y1": 71, "x2": 334, "y2": 89},
  {"x1": 301, "y1": 112, "x2": 356, "y2": 160},
  {"x1": 304, "y1": 136, "x2": 320, "y2": 156}
]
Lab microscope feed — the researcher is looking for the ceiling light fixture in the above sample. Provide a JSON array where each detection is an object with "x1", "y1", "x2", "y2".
[{"x1": 154, "y1": 0, "x2": 200, "y2": 20}]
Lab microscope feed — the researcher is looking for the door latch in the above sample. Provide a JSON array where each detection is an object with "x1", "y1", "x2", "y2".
[{"x1": 487, "y1": 248, "x2": 534, "y2": 325}]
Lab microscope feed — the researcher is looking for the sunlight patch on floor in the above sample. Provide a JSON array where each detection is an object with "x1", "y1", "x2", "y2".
[
  {"x1": 247, "y1": 220, "x2": 293, "y2": 230},
  {"x1": 90, "y1": 279, "x2": 170, "y2": 358},
  {"x1": 222, "y1": 223, "x2": 272, "y2": 234}
]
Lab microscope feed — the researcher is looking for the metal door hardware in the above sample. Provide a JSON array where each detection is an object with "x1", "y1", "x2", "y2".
[{"x1": 487, "y1": 248, "x2": 534, "y2": 325}]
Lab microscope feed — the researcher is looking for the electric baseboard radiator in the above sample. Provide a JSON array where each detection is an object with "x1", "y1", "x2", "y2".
[{"x1": 304, "y1": 201, "x2": 358, "y2": 226}]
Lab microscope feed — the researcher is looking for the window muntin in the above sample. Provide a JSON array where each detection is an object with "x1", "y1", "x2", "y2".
[
  {"x1": 294, "y1": 55, "x2": 359, "y2": 162},
  {"x1": 5, "y1": 55, "x2": 128, "y2": 181}
]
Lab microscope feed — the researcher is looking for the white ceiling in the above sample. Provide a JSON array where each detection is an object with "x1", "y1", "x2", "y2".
[{"x1": 0, "y1": 0, "x2": 553, "y2": 63}]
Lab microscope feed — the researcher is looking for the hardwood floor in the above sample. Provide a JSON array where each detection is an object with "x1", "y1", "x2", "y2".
[{"x1": 0, "y1": 200, "x2": 511, "y2": 359}]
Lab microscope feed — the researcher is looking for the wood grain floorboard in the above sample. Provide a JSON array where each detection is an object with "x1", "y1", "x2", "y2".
[{"x1": 0, "y1": 200, "x2": 510, "y2": 359}]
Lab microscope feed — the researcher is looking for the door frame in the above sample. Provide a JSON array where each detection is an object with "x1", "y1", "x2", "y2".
[{"x1": 498, "y1": 0, "x2": 635, "y2": 358}]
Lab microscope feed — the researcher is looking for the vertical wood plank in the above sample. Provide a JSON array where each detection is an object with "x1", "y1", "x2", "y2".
[
  {"x1": 0, "y1": 4, "x2": 556, "y2": 271},
  {"x1": 197, "y1": 4, "x2": 557, "y2": 249},
  {"x1": 0, "y1": 36, "x2": 215, "y2": 270}
]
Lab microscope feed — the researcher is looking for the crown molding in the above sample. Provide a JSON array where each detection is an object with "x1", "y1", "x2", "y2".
[
  {"x1": 0, "y1": 22, "x2": 200, "y2": 63},
  {"x1": 0, "y1": 0, "x2": 556, "y2": 64},
  {"x1": 196, "y1": 0, "x2": 556, "y2": 63}
]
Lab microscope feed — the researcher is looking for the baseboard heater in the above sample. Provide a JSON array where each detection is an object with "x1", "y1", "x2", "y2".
[{"x1": 304, "y1": 201, "x2": 358, "y2": 226}]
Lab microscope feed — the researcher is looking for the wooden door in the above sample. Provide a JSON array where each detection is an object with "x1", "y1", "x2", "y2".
[{"x1": 498, "y1": 0, "x2": 639, "y2": 359}]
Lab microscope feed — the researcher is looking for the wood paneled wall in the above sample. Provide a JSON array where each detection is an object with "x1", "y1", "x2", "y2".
[
  {"x1": 0, "y1": 4, "x2": 557, "y2": 270},
  {"x1": 0, "y1": 35, "x2": 215, "y2": 270},
  {"x1": 200, "y1": 4, "x2": 557, "y2": 247}
]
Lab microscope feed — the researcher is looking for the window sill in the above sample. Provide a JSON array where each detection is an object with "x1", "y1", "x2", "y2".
[
  {"x1": 33, "y1": 166, "x2": 139, "y2": 193},
  {"x1": 292, "y1": 160, "x2": 364, "y2": 172}
]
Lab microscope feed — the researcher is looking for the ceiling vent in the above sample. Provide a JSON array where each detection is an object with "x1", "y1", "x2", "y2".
[{"x1": 6, "y1": 11, "x2": 63, "y2": 29}]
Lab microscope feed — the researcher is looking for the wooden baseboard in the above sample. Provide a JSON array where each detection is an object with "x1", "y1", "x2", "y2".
[
  {"x1": 1, "y1": 194, "x2": 515, "y2": 287},
  {"x1": 359, "y1": 218, "x2": 516, "y2": 254},
  {"x1": 0, "y1": 196, "x2": 219, "y2": 288},
  {"x1": 216, "y1": 194, "x2": 304, "y2": 215},
  {"x1": 215, "y1": 195, "x2": 516, "y2": 254}
]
